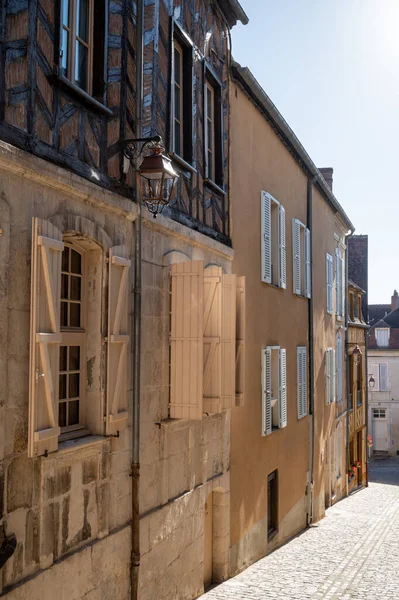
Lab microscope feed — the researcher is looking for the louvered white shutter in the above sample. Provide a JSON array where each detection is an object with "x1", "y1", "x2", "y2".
[
  {"x1": 326, "y1": 349, "x2": 331, "y2": 405},
  {"x1": 262, "y1": 348, "x2": 272, "y2": 436},
  {"x1": 278, "y1": 205, "x2": 286, "y2": 289},
  {"x1": 235, "y1": 277, "x2": 246, "y2": 407},
  {"x1": 106, "y1": 246, "x2": 131, "y2": 434},
  {"x1": 170, "y1": 261, "x2": 204, "y2": 420},
  {"x1": 29, "y1": 218, "x2": 64, "y2": 458},
  {"x1": 370, "y1": 363, "x2": 380, "y2": 391},
  {"x1": 304, "y1": 228, "x2": 311, "y2": 298},
  {"x1": 297, "y1": 347, "x2": 307, "y2": 419},
  {"x1": 335, "y1": 249, "x2": 343, "y2": 317},
  {"x1": 261, "y1": 192, "x2": 272, "y2": 284},
  {"x1": 203, "y1": 266, "x2": 222, "y2": 414},
  {"x1": 221, "y1": 274, "x2": 237, "y2": 410},
  {"x1": 326, "y1": 254, "x2": 333, "y2": 314},
  {"x1": 380, "y1": 363, "x2": 388, "y2": 392},
  {"x1": 292, "y1": 219, "x2": 301, "y2": 295},
  {"x1": 279, "y1": 349, "x2": 287, "y2": 428},
  {"x1": 330, "y1": 349, "x2": 336, "y2": 404}
]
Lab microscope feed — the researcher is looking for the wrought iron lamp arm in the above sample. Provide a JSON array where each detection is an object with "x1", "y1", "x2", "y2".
[{"x1": 121, "y1": 135, "x2": 163, "y2": 166}]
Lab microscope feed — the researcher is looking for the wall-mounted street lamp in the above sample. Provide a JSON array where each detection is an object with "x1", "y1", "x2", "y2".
[
  {"x1": 368, "y1": 375, "x2": 375, "y2": 391},
  {"x1": 347, "y1": 343, "x2": 362, "y2": 364},
  {"x1": 121, "y1": 135, "x2": 179, "y2": 217}
]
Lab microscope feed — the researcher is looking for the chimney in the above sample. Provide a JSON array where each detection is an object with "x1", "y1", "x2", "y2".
[
  {"x1": 319, "y1": 167, "x2": 333, "y2": 191},
  {"x1": 391, "y1": 290, "x2": 399, "y2": 311}
]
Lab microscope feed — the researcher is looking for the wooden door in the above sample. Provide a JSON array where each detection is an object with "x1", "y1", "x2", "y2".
[{"x1": 204, "y1": 493, "x2": 213, "y2": 589}]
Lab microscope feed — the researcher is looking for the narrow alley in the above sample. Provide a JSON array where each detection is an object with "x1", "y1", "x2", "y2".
[{"x1": 203, "y1": 459, "x2": 399, "y2": 600}]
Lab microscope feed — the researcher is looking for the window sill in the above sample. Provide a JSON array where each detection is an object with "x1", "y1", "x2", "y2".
[
  {"x1": 204, "y1": 178, "x2": 226, "y2": 196},
  {"x1": 170, "y1": 152, "x2": 197, "y2": 174},
  {"x1": 53, "y1": 74, "x2": 113, "y2": 117},
  {"x1": 56, "y1": 435, "x2": 108, "y2": 456}
]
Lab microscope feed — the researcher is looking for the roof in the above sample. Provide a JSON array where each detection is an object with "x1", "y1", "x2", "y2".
[
  {"x1": 348, "y1": 279, "x2": 366, "y2": 294},
  {"x1": 231, "y1": 62, "x2": 354, "y2": 231},
  {"x1": 369, "y1": 304, "x2": 391, "y2": 327},
  {"x1": 216, "y1": 0, "x2": 249, "y2": 27},
  {"x1": 373, "y1": 319, "x2": 390, "y2": 329}
]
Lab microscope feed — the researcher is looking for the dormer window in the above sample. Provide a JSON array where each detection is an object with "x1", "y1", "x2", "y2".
[{"x1": 376, "y1": 328, "x2": 390, "y2": 347}]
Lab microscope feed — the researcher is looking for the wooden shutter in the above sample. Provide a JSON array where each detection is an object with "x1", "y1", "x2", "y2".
[
  {"x1": 261, "y1": 191, "x2": 272, "y2": 284},
  {"x1": 221, "y1": 274, "x2": 237, "y2": 410},
  {"x1": 336, "y1": 334, "x2": 342, "y2": 403},
  {"x1": 380, "y1": 363, "x2": 388, "y2": 392},
  {"x1": 262, "y1": 348, "x2": 272, "y2": 436},
  {"x1": 330, "y1": 349, "x2": 336, "y2": 404},
  {"x1": 170, "y1": 260, "x2": 204, "y2": 420},
  {"x1": 292, "y1": 219, "x2": 301, "y2": 295},
  {"x1": 297, "y1": 346, "x2": 307, "y2": 419},
  {"x1": 279, "y1": 348, "x2": 287, "y2": 428},
  {"x1": 326, "y1": 253, "x2": 333, "y2": 314},
  {"x1": 106, "y1": 246, "x2": 131, "y2": 434},
  {"x1": 278, "y1": 205, "x2": 286, "y2": 289},
  {"x1": 370, "y1": 362, "x2": 380, "y2": 391},
  {"x1": 29, "y1": 218, "x2": 64, "y2": 458},
  {"x1": 305, "y1": 228, "x2": 311, "y2": 299},
  {"x1": 335, "y1": 248, "x2": 343, "y2": 317},
  {"x1": 235, "y1": 276, "x2": 246, "y2": 407},
  {"x1": 203, "y1": 266, "x2": 222, "y2": 414}
]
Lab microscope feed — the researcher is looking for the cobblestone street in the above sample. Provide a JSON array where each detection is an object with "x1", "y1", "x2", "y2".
[{"x1": 203, "y1": 458, "x2": 399, "y2": 599}]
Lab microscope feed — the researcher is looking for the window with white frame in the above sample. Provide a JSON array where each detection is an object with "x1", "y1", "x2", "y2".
[
  {"x1": 292, "y1": 219, "x2": 311, "y2": 298},
  {"x1": 171, "y1": 26, "x2": 193, "y2": 163},
  {"x1": 325, "y1": 348, "x2": 336, "y2": 405},
  {"x1": 297, "y1": 346, "x2": 307, "y2": 419},
  {"x1": 326, "y1": 253, "x2": 333, "y2": 314},
  {"x1": 373, "y1": 408, "x2": 386, "y2": 419},
  {"x1": 335, "y1": 423, "x2": 343, "y2": 478},
  {"x1": 335, "y1": 247, "x2": 345, "y2": 318},
  {"x1": 262, "y1": 347, "x2": 287, "y2": 436},
  {"x1": 28, "y1": 218, "x2": 130, "y2": 458},
  {"x1": 204, "y1": 71, "x2": 223, "y2": 186},
  {"x1": 336, "y1": 332, "x2": 343, "y2": 403},
  {"x1": 261, "y1": 191, "x2": 286, "y2": 288},
  {"x1": 376, "y1": 328, "x2": 390, "y2": 347},
  {"x1": 369, "y1": 362, "x2": 389, "y2": 392}
]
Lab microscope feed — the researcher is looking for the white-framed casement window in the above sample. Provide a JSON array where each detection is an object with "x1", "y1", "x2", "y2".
[
  {"x1": 28, "y1": 218, "x2": 130, "y2": 458},
  {"x1": 335, "y1": 422, "x2": 343, "y2": 479},
  {"x1": 262, "y1": 347, "x2": 287, "y2": 436},
  {"x1": 171, "y1": 24, "x2": 193, "y2": 163},
  {"x1": 369, "y1": 362, "x2": 389, "y2": 392},
  {"x1": 60, "y1": 0, "x2": 106, "y2": 97},
  {"x1": 326, "y1": 253, "x2": 333, "y2": 314},
  {"x1": 375, "y1": 328, "x2": 390, "y2": 347},
  {"x1": 261, "y1": 191, "x2": 286, "y2": 288},
  {"x1": 325, "y1": 348, "x2": 336, "y2": 405},
  {"x1": 297, "y1": 346, "x2": 307, "y2": 419},
  {"x1": 292, "y1": 219, "x2": 311, "y2": 298},
  {"x1": 334, "y1": 247, "x2": 345, "y2": 319},
  {"x1": 204, "y1": 71, "x2": 223, "y2": 186},
  {"x1": 169, "y1": 261, "x2": 246, "y2": 419},
  {"x1": 336, "y1": 332, "x2": 343, "y2": 404}
]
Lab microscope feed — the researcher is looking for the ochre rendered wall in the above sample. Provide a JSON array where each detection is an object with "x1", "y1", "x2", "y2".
[{"x1": 229, "y1": 83, "x2": 310, "y2": 573}]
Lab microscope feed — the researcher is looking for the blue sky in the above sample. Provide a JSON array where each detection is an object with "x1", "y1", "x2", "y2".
[{"x1": 231, "y1": 0, "x2": 399, "y2": 304}]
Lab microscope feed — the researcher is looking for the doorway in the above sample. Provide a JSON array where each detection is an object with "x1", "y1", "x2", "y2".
[{"x1": 372, "y1": 408, "x2": 389, "y2": 453}]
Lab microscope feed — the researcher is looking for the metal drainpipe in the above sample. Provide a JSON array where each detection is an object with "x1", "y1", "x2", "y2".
[
  {"x1": 307, "y1": 175, "x2": 316, "y2": 525},
  {"x1": 345, "y1": 232, "x2": 352, "y2": 497},
  {"x1": 131, "y1": 0, "x2": 143, "y2": 597},
  {"x1": 365, "y1": 328, "x2": 370, "y2": 486}
]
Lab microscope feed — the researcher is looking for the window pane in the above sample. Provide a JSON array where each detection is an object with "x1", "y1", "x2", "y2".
[
  {"x1": 59, "y1": 374, "x2": 67, "y2": 400},
  {"x1": 70, "y1": 302, "x2": 81, "y2": 327},
  {"x1": 75, "y1": 41, "x2": 88, "y2": 91},
  {"x1": 69, "y1": 346, "x2": 80, "y2": 371},
  {"x1": 69, "y1": 373, "x2": 80, "y2": 398},
  {"x1": 68, "y1": 400, "x2": 80, "y2": 426},
  {"x1": 62, "y1": 247, "x2": 69, "y2": 272},
  {"x1": 174, "y1": 121, "x2": 181, "y2": 156},
  {"x1": 70, "y1": 276, "x2": 81, "y2": 301},
  {"x1": 70, "y1": 249, "x2": 82, "y2": 274},
  {"x1": 76, "y1": 0, "x2": 89, "y2": 42},
  {"x1": 207, "y1": 119, "x2": 213, "y2": 151},
  {"x1": 174, "y1": 84, "x2": 180, "y2": 120},
  {"x1": 174, "y1": 47, "x2": 181, "y2": 85},
  {"x1": 61, "y1": 28, "x2": 69, "y2": 77},
  {"x1": 61, "y1": 274, "x2": 68, "y2": 299},
  {"x1": 59, "y1": 402, "x2": 67, "y2": 428},
  {"x1": 62, "y1": 0, "x2": 69, "y2": 26},
  {"x1": 207, "y1": 87, "x2": 212, "y2": 119},
  {"x1": 60, "y1": 346, "x2": 67, "y2": 372},
  {"x1": 207, "y1": 151, "x2": 213, "y2": 180},
  {"x1": 61, "y1": 302, "x2": 68, "y2": 327}
]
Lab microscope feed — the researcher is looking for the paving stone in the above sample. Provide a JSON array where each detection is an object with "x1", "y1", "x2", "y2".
[{"x1": 203, "y1": 458, "x2": 399, "y2": 600}]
